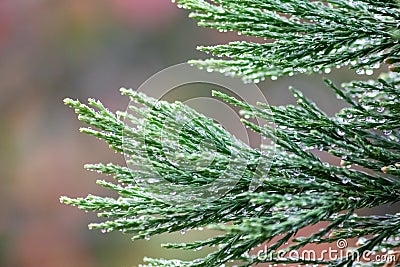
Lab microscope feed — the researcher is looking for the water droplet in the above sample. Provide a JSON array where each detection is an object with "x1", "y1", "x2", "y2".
[
  {"x1": 181, "y1": 228, "x2": 187, "y2": 235},
  {"x1": 154, "y1": 102, "x2": 161, "y2": 110},
  {"x1": 336, "y1": 129, "x2": 345, "y2": 136},
  {"x1": 144, "y1": 235, "x2": 150, "y2": 240},
  {"x1": 356, "y1": 237, "x2": 367, "y2": 247},
  {"x1": 346, "y1": 113, "x2": 353, "y2": 119},
  {"x1": 255, "y1": 206, "x2": 263, "y2": 212},
  {"x1": 147, "y1": 178, "x2": 160, "y2": 184},
  {"x1": 376, "y1": 107, "x2": 385, "y2": 113},
  {"x1": 383, "y1": 130, "x2": 392, "y2": 135},
  {"x1": 313, "y1": 66, "x2": 321, "y2": 72},
  {"x1": 365, "y1": 69, "x2": 374, "y2": 75},
  {"x1": 324, "y1": 68, "x2": 332, "y2": 74},
  {"x1": 271, "y1": 76, "x2": 278, "y2": 81},
  {"x1": 341, "y1": 178, "x2": 350, "y2": 184},
  {"x1": 366, "y1": 90, "x2": 379, "y2": 98},
  {"x1": 365, "y1": 117, "x2": 374, "y2": 123},
  {"x1": 356, "y1": 68, "x2": 365, "y2": 75}
]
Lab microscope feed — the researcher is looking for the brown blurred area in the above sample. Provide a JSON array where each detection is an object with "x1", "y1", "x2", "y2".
[
  {"x1": 0, "y1": 1, "x2": 384, "y2": 267},
  {"x1": 0, "y1": 1, "x2": 204, "y2": 266}
]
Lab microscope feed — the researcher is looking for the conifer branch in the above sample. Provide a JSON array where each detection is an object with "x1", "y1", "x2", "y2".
[
  {"x1": 61, "y1": 1, "x2": 400, "y2": 266},
  {"x1": 62, "y1": 71, "x2": 400, "y2": 266},
  {"x1": 176, "y1": 0, "x2": 399, "y2": 81}
]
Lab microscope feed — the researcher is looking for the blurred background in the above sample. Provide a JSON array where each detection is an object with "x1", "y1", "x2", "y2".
[{"x1": 0, "y1": 1, "x2": 381, "y2": 267}]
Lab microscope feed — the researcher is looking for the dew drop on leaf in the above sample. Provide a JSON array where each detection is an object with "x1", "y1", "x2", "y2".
[
  {"x1": 365, "y1": 69, "x2": 374, "y2": 75},
  {"x1": 383, "y1": 130, "x2": 392, "y2": 135},
  {"x1": 376, "y1": 106, "x2": 385, "y2": 113},
  {"x1": 336, "y1": 129, "x2": 345, "y2": 136},
  {"x1": 341, "y1": 178, "x2": 350, "y2": 184}
]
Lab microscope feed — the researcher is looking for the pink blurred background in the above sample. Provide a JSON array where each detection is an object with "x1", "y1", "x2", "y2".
[{"x1": 0, "y1": 1, "x2": 378, "y2": 266}]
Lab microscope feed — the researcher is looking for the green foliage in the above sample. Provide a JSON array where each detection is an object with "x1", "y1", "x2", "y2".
[
  {"x1": 61, "y1": 1, "x2": 400, "y2": 266},
  {"x1": 176, "y1": 0, "x2": 399, "y2": 82}
]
